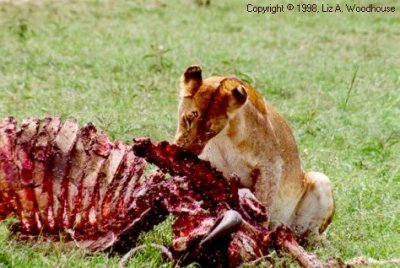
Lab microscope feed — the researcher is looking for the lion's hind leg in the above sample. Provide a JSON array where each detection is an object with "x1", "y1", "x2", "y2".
[{"x1": 291, "y1": 171, "x2": 335, "y2": 244}]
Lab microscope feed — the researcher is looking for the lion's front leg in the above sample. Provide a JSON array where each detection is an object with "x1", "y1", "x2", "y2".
[
  {"x1": 252, "y1": 163, "x2": 288, "y2": 226},
  {"x1": 290, "y1": 171, "x2": 335, "y2": 244}
]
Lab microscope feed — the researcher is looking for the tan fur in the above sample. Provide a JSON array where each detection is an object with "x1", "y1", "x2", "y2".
[{"x1": 174, "y1": 65, "x2": 335, "y2": 242}]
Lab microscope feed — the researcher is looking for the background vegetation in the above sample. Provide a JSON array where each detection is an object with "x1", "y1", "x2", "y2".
[{"x1": 0, "y1": 0, "x2": 399, "y2": 267}]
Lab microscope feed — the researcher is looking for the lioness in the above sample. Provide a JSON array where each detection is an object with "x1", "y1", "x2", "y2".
[{"x1": 174, "y1": 65, "x2": 334, "y2": 242}]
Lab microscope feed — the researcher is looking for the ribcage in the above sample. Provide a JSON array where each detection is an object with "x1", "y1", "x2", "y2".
[{"x1": 0, "y1": 117, "x2": 147, "y2": 249}]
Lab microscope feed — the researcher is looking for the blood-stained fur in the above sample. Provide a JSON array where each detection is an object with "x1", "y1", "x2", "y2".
[{"x1": 174, "y1": 65, "x2": 334, "y2": 242}]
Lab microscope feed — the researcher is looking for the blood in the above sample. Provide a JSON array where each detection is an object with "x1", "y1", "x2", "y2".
[{"x1": 0, "y1": 117, "x2": 347, "y2": 267}]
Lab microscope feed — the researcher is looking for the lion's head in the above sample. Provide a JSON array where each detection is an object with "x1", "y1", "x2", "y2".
[{"x1": 174, "y1": 65, "x2": 248, "y2": 155}]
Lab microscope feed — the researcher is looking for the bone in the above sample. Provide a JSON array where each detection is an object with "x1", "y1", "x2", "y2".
[
  {"x1": 118, "y1": 243, "x2": 173, "y2": 268},
  {"x1": 271, "y1": 226, "x2": 326, "y2": 268},
  {"x1": 103, "y1": 145, "x2": 134, "y2": 219},
  {"x1": 51, "y1": 118, "x2": 80, "y2": 230},
  {"x1": 78, "y1": 129, "x2": 110, "y2": 227},
  {"x1": 65, "y1": 123, "x2": 98, "y2": 228},
  {"x1": 121, "y1": 154, "x2": 146, "y2": 209},
  {"x1": 32, "y1": 117, "x2": 61, "y2": 229},
  {"x1": 14, "y1": 117, "x2": 40, "y2": 233},
  {"x1": 99, "y1": 142, "x2": 127, "y2": 221},
  {"x1": 0, "y1": 117, "x2": 19, "y2": 220},
  {"x1": 200, "y1": 210, "x2": 243, "y2": 247}
]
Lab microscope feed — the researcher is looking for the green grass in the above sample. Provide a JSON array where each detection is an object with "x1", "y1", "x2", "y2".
[{"x1": 0, "y1": 0, "x2": 399, "y2": 267}]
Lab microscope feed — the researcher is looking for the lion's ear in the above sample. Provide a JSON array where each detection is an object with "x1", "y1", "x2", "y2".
[
  {"x1": 228, "y1": 85, "x2": 247, "y2": 112},
  {"x1": 180, "y1": 65, "x2": 202, "y2": 97}
]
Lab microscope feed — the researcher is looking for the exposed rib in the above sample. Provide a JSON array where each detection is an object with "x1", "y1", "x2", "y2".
[
  {"x1": 78, "y1": 129, "x2": 111, "y2": 228},
  {"x1": 32, "y1": 117, "x2": 61, "y2": 230},
  {"x1": 65, "y1": 123, "x2": 98, "y2": 229},
  {"x1": 50, "y1": 118, "x2": 80, "y2": 230},
  {"x1": 0, "y1": 117, "x2": 19, "y2": 220},
  {"x1": 98, "y1": 142, "x2": 126, "y2": 223},
  {"x1": 14, "y1": 118, "x2": 40, "y2": 233}
]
